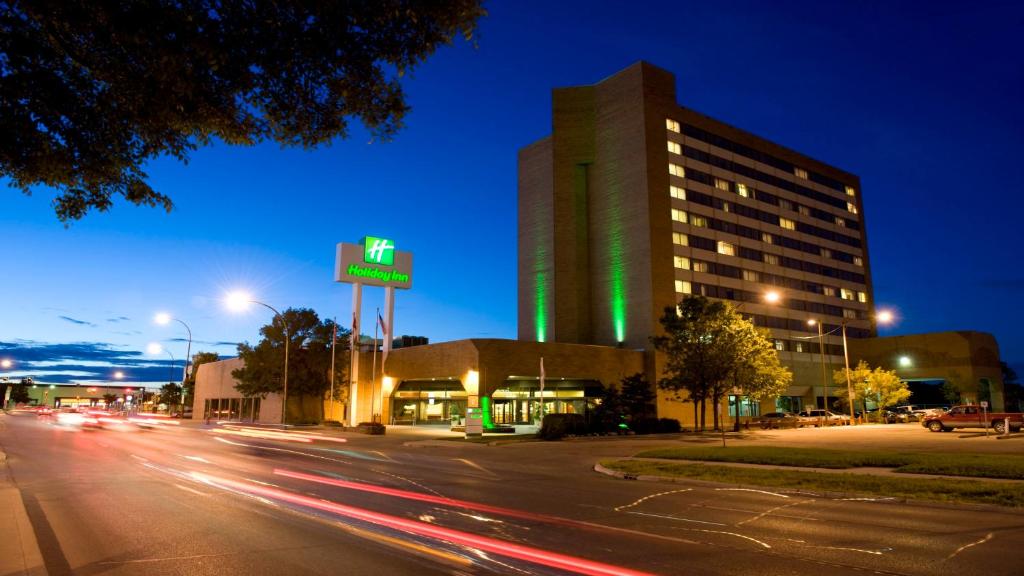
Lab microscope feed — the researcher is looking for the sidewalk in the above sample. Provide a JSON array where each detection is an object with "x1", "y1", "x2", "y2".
[{"x1": 0, "y1": 413, "x2": 48, "y2": 575}]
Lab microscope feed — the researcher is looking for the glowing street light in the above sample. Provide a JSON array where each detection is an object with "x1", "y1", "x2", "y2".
[
  {"x1": 763, "y1": 290, "x2": 781, "y2": 304},
  {"x1": 899, "y1": 355, "x2": 912, "y2": 368},
  {"x1": 1, "y1": 359, "x2": 11, "y2": 369},
  {"x1": 225, "y1": 290, "x2": 289, "y2": 425}
]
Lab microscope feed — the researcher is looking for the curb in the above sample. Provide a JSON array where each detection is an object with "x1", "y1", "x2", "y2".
[{"x1": 0, "y1": 448, "x2": 48, "y2": 575}]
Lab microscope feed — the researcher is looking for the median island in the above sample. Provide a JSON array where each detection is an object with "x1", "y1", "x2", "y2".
[{"x1": 599, "y1": 446, "x2": 1024, "y2": 507}]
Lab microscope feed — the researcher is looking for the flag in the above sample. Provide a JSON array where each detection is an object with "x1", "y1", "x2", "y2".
[
  {"x1": 539, "y1": 357, "x2": 545, "y2": 393},
  {"x1": 378, "y1": 311, "x2": 388, "y2": 337}
]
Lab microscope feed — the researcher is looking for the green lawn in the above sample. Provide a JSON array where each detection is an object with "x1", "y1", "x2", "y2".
[
  {"x1": 632, "y1": 446, "x2": 1024, "y2": 480},
  {"x1": 600, "y1": 459, "x2": 1024, "y2": 507}
]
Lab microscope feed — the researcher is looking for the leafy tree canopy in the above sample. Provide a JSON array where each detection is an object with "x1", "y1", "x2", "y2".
[
  {"x1": 1, "y1": 1, "x2": 485, "y2": 221},
  {"x1": 232, "y1": 308, "x2": 348, "y2": 402},
  {"x1": 833, "y1": 360, "x2": 910, "y2": 410},
  {"x1": 159, "y1": 382, "x2": 181, "y2": 406}
]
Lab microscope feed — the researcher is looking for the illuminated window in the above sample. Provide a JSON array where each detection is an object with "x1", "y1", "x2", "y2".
[
  {"x1": 820, "y1": 247, "x2": 831, "y2": 258},
  {"x1": 671, "y1": 209, "x2": 687, "y2": 223},
  {"x1": 840, "y1": 288, "x2": 855, "y2": 301},
  {"x1": 669, "y1": 163, "x2": 686, "y2": 178},
  {"x1": 798, "y1": 205, "x2": 810, "y2": 216},
  {"x1": 717, "y1": 241, "x2": 735, "y2": 256},
  {"x1": 775, "y1": 340, "x2": 785, "y2": 351},
  {"x1": 722, "y1": 201, "x2": 731, "y2": 213},
  {"x1": 843, "y1": 308, "x2": 857, "y2": 319},
  {"x1": 670, "y1": 185, "x2": 686, "y2": 199},
  {"x1": 823, "y1": 286, "x2": 837, "y2": 297},
  {"x1": 853, "y1": 256, "x2": 863, "y2": 267},
  {"x1": 845, "y1": 185, "x2": 856, "y2": 197},
  {"x1": 795, "y1": 342, "x2": 804, "y2": 353},
  {"x1": 667, "y1": 141, "x2": 681, "y2": 155},
  {"x1": 835, "y1": 216, "x2": 846, "y2": 227},
  {"x1": 794, "y1": 167, "x2": 808, "y2": 179},
  {"x1": 857, "y1": 291, "x2": 868, "y2": 303},
  {"x1": 714, "y1": 178, "x2": 730, "y2": 191},
  {"x1": 666, "y1": 118, "x2": 681, "y2": 133},
  {"x1": 692, "y1": 261, "x2": 709, "y2": 273},
  {"x1": 673, "y1": 232, "x2": 688, "y2": 246},
  {"x1": 673, "y1": 256, "x2": 691, "y2": 270},
  {"x1": 675, "y1": 280, "x2": 692, "y2": 294},
  {"x1": 780, "y1": 217, "x2": 796, "y2": 230},
  {"x1": 742, "y1": 270, "x2": 760, "y2": 282},
  {"x1": 764, "y1": 253, "x2": 779, "y2": 265},
  {"x1": 736, "y1": 183, "x2": 749, "y2": 197},
  {"x1": 762, "y1": 232, "x2": 774, "y2": 244},
  {"x1": 847, "y1": 202, "x2": 858, "y2": 214},
  {"x1": 690, "y1": 215, "x2": 707, "y2": 227}
]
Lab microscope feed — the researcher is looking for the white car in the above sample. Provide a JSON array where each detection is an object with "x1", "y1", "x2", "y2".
[{"x1": 797, "y1": 409, "x2": 851, "y2": 427}]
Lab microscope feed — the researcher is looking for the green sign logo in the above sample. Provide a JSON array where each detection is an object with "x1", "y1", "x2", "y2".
[{"x1": 363, "y1": 236, "x2": 395, "y2": 266}]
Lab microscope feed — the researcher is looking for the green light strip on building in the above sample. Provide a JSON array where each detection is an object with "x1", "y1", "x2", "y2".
[
  {"x1": 481, "y1": 396, "x2": 494, "y2": 429},
  {"x1": 535, "y1": 271, "x2": 547, "y2": 342},
  {"x1": 611, "y1": 237, "x2": 626, "y2": 342}
]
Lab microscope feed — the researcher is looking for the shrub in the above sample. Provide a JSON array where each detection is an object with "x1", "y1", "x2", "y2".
[
  {"x1": 539, "y1": 413, "x2": 588, "y2": 440},
  {"x1": 657, "y1": 418, "x2": 682, "y2": 433}
]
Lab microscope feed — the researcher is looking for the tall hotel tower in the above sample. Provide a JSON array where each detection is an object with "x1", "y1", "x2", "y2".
[{"x1": 519, "y1": 62, "x2": 876, "y2": 399}]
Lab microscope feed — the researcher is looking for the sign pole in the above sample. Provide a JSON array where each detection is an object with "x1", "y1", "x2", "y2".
[{"x1": 349, "y1": 283, "x2": 362, "y2": 427}]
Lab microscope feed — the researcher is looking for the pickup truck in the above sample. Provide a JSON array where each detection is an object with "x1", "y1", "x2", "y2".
[{"x1": 920, "y1": 405, "x2": 1023, "y2": 433}]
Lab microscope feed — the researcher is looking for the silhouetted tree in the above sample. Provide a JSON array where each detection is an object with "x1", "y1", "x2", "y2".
[{"x1": 1, "y1": 1, "x2": 485, "y2": 221}]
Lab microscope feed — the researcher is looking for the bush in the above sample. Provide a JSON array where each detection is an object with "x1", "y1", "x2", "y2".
[
  {"x1": 630, "y1": 417, "x2": 660, "y2": 434},
  {"x1": 539, "y1": 413, "x2": 588, "y2": 440},
  {"x1": 354, "y1": 422, "x2": 386, "y2": 435},
  {"x1": 657, "y1": 418, "x2": 682, "y2": 433}
]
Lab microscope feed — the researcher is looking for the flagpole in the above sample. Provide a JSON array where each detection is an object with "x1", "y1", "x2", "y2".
[
  {"x1": 329, "y1": 317, "x2": 337, "y2": 422},
  {"x1": 371, "y1": 307, "x2": 379, "y2": 424},
  {"x1": 539, "y1": 357, "x2": 545, "y2": 425}
]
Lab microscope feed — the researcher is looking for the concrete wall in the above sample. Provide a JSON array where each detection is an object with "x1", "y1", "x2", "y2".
[{"x1": 193, "y1": 358, "x2": 282, "y2": 423}]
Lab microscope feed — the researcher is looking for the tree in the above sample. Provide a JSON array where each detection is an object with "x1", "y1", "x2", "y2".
[
  {"x1": 102, "y1": 393, "x2": 118, "y2": 407},
  {"x1": 232, "y1": 308, "x2": 348, "y2": 422},
  {"x1": 833, "y1": 361, "x2": 910, "y2": 421},
  {"x1": 183, "y1": 351, "x2": 219, "y2": 409},
  {"x1": 592, "y1": 384, "x2": 624, "y2": 433},
  {"x1": 1002, "y1": 362, "x2": 1022, "y2": 412},
  {"x1": 1, "y1": 2, "x2": 485, "y2": 222},
  {"x1": 619, "y1": 373, "x2": 656, "y2": 422},
  {"x1": 159, "y1": 382, "x2": 182, "y2": 409},
  {"x1": 652, "y1": 296, "x2": 791, "y2": 431},
  {"x1": 9, "y1": 382, "x2": 30, "y2": 404}
]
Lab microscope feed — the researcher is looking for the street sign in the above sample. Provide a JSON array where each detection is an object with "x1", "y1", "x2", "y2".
[{"x1": 981, "y1": 401, "x2": 989, "y2": 408}]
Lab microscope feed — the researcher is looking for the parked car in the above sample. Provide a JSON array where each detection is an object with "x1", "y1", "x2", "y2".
[
  {"x1": 797, "y1": 409, "x2": 851, "y2": 427},
  {"x1": 921, "y1": 405, "x2": 1023, "y2": 433},
  {"x1": 751, "y1": 412, "x2": 800, "y2": 429}
]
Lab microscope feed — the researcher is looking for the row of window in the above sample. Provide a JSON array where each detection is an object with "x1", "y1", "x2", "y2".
[
  {"x1": 669, "y1": 161, "x2": 862, "y2": 245},
  {"x1": 674, "y1": 276, "x2": 865, "y2": 320},
  {"x1": 671, "y1": 186, "x2": 864, "y2": 263},
  {"x1": 668, "y1": 146, "x2": 859, "y2": 223},
  {"x1": 772, "y1": 338, "x2": 846, "y2": 356},
  {"x1": 673, "y1": 134, "x2": 855, "y2": 212},
  {"x1": 673, "y1": 252, "x2": 868, "y2": 303},
  {"x1": 670, "y1": 214, "x2": 867, "y2": 283},
  {"x1": 668, "y1": 119, "x2": 855, "y2": 198},
  {"x1": 676, "y1": 282, "x2": 873, "y2": 338}
]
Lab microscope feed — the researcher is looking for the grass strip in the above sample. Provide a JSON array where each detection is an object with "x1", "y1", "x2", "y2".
[
  {"x1": 632, "y1": 446, "x2": 1024, "y2": 480},
  {"x1": 601, "y1": 459, "x2": 1024, "y2": 507}
]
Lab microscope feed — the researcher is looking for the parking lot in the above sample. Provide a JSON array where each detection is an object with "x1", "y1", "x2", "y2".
[{"x1": 730, "y1": 421, "x2": 1024, "y2": 454}]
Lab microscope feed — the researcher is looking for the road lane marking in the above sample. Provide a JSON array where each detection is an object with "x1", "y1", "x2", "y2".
[
  {"x1": 614, "y1": 488, "x2": 692, "y2": 512},
  {"x1": 130, "y1": 454, "x2": 148, "y2": 462},
  {"x1": 945, "y1": 532, "x2": 994, "y2": 560},
  {"x1": 670, "y1": 527, "x2": 772, "y2": 549},
  {"x1": 181, "y1": 455, "x2": 212, "y2": 464},
  {"x1": 454, "y1": 458, "x2": 499, "y2": 477},
  {"x1": 714, "y1": 488, "x2": 789, "y2": 498},
  {"x1": 736, "y1": 498, "x2": 815, "y2": 526},
  {"x1": 626, "y1": 511, "x2": 726, "y2": 526}
]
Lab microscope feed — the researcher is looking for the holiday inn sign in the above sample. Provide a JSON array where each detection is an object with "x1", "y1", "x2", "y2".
[{"x1": 335, "y1": 236, "x2": 413, "y2": 289}]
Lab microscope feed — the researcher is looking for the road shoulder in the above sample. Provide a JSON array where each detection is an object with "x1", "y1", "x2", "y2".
[{"x1": 0, "y1": 422, "x2": 49, "y2": 576}]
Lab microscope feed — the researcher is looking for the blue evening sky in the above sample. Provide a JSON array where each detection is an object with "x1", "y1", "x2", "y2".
[{"x1": 2, "y1": 0, "x2": 1022, "y2": 385}]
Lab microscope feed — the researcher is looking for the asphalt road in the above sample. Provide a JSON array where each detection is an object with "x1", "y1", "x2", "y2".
[{"x1": 2, "y1": 413, "x2": 1023, "y2": 576}]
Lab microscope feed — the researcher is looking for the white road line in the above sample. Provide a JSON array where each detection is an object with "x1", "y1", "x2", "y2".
[
  {"x1": 627, "y1": 511, "x2": 726, "y2": 526},
  {"x1": 736, "y1": 499, "x2": 815, "y2": 526},
  {"x1": 945, "y1": 532, "x2": 994, "y2": 560},
  {"x1": 714, "y1": 487, "x2": 790, "y2": 498},
  {"x1": 615, "y1": 488, "x2": 692, "y2": 512},
  {"x1": 174, "y1": 483, "x2": 209, "y2": 497}
]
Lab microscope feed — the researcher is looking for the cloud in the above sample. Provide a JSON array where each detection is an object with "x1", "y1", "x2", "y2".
[
  {"x1": 166, "y1": 337, "x2": 239, "y2": 347},
  {"x1": 106, "y1": 316, "x2": 132, "y2": 323},
  {"x1": 0, "y1": 340, "x2": 181, "y2": 384},
  {"x1": 58, "y1": 315, "x2": 96, "y2": 327}
]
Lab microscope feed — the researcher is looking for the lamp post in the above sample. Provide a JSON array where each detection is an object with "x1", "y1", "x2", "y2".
[
  {"x1": 730, "y1": 290, "x2": 782, "y2": 432},
  {"x1": 155, "y1": 313, "x2": 192, "y2": 414},
  {"x1": 226, "y1": 291, "x2": 289, "y2": 426},
  {"x1": 807, "y1": 319, "x2": 829, "y2": 410},
  {"x1": 842, "y1": 309, "x2": 895, "y2": 424},
  {"x1": 147, "y1": 343, "x2": 175, "y2": 413}
]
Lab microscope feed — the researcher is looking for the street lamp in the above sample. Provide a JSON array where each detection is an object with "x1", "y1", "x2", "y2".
[
  {"x1": 155, "y1": 312, "x2": 193, "y2": 414},
  {"x1": 841, "y1": 309, "x2": 895, "y2": 424},
  {"x1": 147, "y1": 344, "x2": 176, "y2": 411},
  {"x1": 807, "y1": 319, "x2": 830, "y2": 410},
  {"x1": 225, "y1": 290, "x2": 289, "y2": 425}
]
